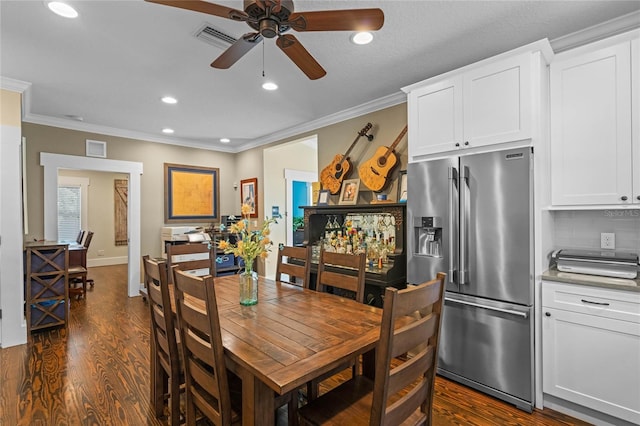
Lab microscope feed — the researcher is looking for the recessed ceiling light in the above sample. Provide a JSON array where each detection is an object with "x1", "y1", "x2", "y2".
[
  {"x1": 161, "y1": 96, "x2": 177, "y2": 104},
  {"x1": 262, "y1": 82, "x2": 278, "y2": 91},
  {"x1": 162, "y1": 128, "x2": 174, "y2": 134},
  {"x1": 351, "y1": 32, "x2": 373, "y2": 45},
  {"x1": 47, "y1": 2, "x2": 78, "y2": 18},
  {"x1": 220, "y1": 138, "x2": 230, "y2": 143}
]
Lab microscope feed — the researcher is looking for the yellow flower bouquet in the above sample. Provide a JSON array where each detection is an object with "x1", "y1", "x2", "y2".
[{"x1": 218, "y1": 203, "x2": 277, "y2": 305}]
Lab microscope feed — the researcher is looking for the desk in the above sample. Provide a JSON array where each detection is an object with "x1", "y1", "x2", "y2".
[{"x1": 170, "y1": 274, "x2": 382, "y2": 426}]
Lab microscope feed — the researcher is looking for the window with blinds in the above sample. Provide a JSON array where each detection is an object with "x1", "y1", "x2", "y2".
[{"x1": 58, "y1": 185, "x2": 82, "y2": 242}]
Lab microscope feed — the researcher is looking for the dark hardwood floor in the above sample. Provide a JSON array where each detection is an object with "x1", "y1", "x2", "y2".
[{"x1": 1, "y1": 264, "x2": 591, "y2": 425}]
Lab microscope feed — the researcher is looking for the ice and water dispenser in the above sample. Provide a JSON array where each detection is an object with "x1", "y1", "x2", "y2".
[{"x1": 414, "y1": 216, "x2": 442, "y2": 257}]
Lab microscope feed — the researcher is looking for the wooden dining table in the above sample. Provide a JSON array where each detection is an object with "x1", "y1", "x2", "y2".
[{"x1": 169, "y1": 273, "x2": 383, "y2": 426}]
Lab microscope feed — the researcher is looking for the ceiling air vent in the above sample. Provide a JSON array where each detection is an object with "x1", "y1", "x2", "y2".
[{"x1": 194, "y1": 23, "x2": 237, "y2": 50}]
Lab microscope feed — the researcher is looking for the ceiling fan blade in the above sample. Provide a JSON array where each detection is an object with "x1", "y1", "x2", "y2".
[
  {"x1": 211, "y1": 33, "x2": 263, "y2": 69},
  {"x1": 145, "y1": 0, "x2": 248, "y2": 22},
  {"x1": 276, "y1": 34, "x2": 326, "y2": 80},
  {"x1": 286, "y1": 9, "x2": 384, "y2": 32}
]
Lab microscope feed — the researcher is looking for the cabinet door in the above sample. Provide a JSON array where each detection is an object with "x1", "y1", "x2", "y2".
[
  {"x1": 550, "y1": 41, "x2": 633, "y2": 206},
  {"x1": 408, "y1": 76, "x2": 463, "y2": 160},
  {"x1": 463, "y1": 52, "x2": 532, "y2": 149},
  {"x1": 542, "y1": 307, "x2": 640, "y2": 424}
]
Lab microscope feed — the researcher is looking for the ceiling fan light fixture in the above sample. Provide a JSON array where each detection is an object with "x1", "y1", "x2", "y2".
[
  {"x1": 351, "y1": 31, "x2": 373, "y2": 45},
  {"x1": 161, "y1": 96, "x2": 177, "y2": 104},
  {"x1": 162, "y1": 128, "x2": 174, "y2": 134},
  {"x1": 262, "y1": 81, "x2": 278, "y2": 91},
  {"x1": 220, "y1": 138, "x2": 231, "y2": 143},
  {"x1": 47, "y1": 2, "x2": 78, "y2": 18}
]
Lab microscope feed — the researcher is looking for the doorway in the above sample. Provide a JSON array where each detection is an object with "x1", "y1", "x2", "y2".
[
  {"x1": 41, "y1": 153, "x2": 142, "y2": 297},
  {"x1": 285, "y1": 169, "x2": 316, "y2": 246}
]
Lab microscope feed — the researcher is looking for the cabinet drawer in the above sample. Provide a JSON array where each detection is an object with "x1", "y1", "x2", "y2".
[{"x1": 542, "y1": 281, "x2": 640, "y2": 323}]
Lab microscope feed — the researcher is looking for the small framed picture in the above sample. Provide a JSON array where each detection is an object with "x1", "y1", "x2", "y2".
[
  {"x1": 240, "y1": 177, "x2": 258, "y2": 217},
  {"x1": 339, "y1": 178, "x2": 360, "y2": 205},
  {"x1": 317, "y1": 189, "x2": 330, "y2": 206},
  {"x1": 397, "y1": 170, "x2": 407, "y2": 203}
]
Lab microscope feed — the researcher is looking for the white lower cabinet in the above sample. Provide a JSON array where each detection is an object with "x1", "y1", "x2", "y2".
[{"x1": 542, "y1": 281, "x2": 640, "y2": 424}]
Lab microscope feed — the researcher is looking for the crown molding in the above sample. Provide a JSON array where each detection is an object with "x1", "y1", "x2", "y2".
[
  {"x1": 23, "y1": 112, "x2": 237, "y2": 153},
  {"x1": 550, "y1": 10, "x2": 640, "y2": 53},
  {"x1": 237, "y1": 91, "x2": 407, "y2": 152},
  {"x1": 0, "y1": 77, "x2": 31, "y2": 93}
]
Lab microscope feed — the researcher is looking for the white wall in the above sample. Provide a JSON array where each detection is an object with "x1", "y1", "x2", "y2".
[
  {"x1": 0, "y1": 86, "x2": 27, "y2": 347},
  {"x1": 263, "y1": 136, "x2": 318, "y2": 278}
]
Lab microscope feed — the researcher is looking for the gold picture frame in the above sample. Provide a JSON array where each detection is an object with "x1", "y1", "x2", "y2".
[
  {"x1": 164, "y1": 163, "x2": 220, "y2": 223},
  {"x1": 339, "y1": 178, "x2": 360, "y2": 205}
]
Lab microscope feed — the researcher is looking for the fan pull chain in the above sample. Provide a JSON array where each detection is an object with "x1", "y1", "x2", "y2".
[{"x1": 262, "y1": 40, "x2": 265, "y2": 78}]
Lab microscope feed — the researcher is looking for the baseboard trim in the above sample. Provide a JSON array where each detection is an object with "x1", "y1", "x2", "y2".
[{"x1": 88, "y1": 256, "x2": 127, "y2": 268}]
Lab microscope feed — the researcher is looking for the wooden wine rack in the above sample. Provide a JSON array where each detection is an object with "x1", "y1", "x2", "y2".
[{"x1": 24, "y1": 242, "x2": 69, "y2": 333}]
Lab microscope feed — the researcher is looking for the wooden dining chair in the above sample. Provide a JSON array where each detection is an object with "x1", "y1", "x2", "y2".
[
  {"x1": 68, "y1": 230, "x2": 94, "y2": 299},
  {"x1": 298, "y1": 272, "x2": 447, "y2": 426},
  {"x1": 316, "y1": 249, "x2": 366, "y2": 302},
  {"x1": 306, "y1": 249, "x2": 367, "y2": 400},
  {"x1": 166, "y1": 242, "x2": 216, "y2": 283},
  {"x1": 275, "y1": 245, "x2": 312, "y2": 288},
  {"x1": 142, "y1": 255, "x2": 183, "y2": 425},
  {"x1": 172, "y1": 267, "x2": 240, "y2": 426}
]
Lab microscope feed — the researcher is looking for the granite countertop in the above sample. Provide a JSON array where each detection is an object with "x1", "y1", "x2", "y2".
[{"x1": 542, "y1": 267, "x2": 640, "y2": 293}]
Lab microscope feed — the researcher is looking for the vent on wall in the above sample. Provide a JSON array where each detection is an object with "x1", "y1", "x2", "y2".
[
  {"x1": 194, "y1": 23, "x2": 237, "y2": 50},
  {"x1": 86, "y1": 139, "x2": 106, "y2": 158}
]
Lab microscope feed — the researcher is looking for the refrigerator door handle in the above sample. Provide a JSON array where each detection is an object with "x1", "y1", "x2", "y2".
[
  {"x1": 459, "y1": 166, "x2": 469, "y2": 285},
  {"x1": 448, "y1": 166, "x2": 458, "y2": 285},
  {"x1": 445, "y1": 296, "x2": 529, "y2": 319}
]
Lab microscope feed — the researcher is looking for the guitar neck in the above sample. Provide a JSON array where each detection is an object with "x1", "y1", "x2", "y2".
[{"x1": 381, "y1": 125, "x2": 408, "y2": 159}]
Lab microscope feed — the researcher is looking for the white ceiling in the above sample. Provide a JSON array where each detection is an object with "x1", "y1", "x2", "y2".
[{"x1": 1, "y1": 1, "x2": 639, "y2": 153}]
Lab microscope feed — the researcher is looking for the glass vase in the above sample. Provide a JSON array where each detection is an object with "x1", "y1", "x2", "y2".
[{"x1": 239, "y1": 270, "x2": 258, "y2": 306}]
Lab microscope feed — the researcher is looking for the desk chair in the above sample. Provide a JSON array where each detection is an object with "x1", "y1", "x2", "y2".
[
  {"x1": 172, "y1": 268, "x2": 240, "y2": 426},
  {"x1": 143, "y1": 256, "x2": 183, "y2": 425},
  {"x1": 307, "y1": 249, "x2": 367, "y2": 400},
  {"x1": 298, "y1": 272, "x2": 447, "y2": 426},
  {"x1": 275, "y1": 245, "x2": 312, "y2": 288},
  {"x1": 165, "y1": 242, "x2": 216, "y2": 283},
  {"x1": 69, "y1": 231, "x2": 94, "y2": 299}
]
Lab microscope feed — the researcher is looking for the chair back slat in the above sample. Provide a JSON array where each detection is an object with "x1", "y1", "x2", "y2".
[
  {"x1": 166, "y1": 243, "x2": 216, "y2": 282},
  {"x1": 275, "y1": 245, "x2": 312, "y2": 288},
  {"x1": 316, "y1": 249, "x2": 366, "y2": 303},
  {"x1": 172, "y1": 267, "x2": 234, "y2": 426},
  {"x1": 370, "y1": 272, "x2": 446, "y2": 426}
]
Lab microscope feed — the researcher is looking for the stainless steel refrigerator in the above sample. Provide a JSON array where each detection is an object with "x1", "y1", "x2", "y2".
[{"x1": 407, "y1": 147, "x2": 534, "y2": 412}]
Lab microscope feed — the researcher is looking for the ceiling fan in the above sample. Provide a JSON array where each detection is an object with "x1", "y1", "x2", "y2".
[{"x1": 146, "y1": 0, "x2": 384, "y2": 80}]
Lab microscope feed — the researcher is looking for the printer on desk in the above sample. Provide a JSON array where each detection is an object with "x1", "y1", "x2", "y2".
[
  {"x1": 551, "y1": 249, "x2": 639, "y2": 279},
  {"x1": 160, "y1": 226, "x2": 210, "y2": 257}
]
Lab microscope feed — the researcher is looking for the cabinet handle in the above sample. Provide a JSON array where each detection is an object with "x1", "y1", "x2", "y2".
[
  {"x1": 455, "y1": 142, "x2": 460, "y2": 148},
  {"x1": 581, "y1": 299, "x2": 610, "y2": 306},
  {"x1": 637, "y1": 195, "x2": 640, "y2": 201},
  {"x1": 545, "y1": 312, "x2": 551, "y2": 317},
  {"x1": 464, "y1": 141, "x2": 469, "y2": 146},
  {"x1": 621, "y1": 196, "x2": 628, "y2": 201}
]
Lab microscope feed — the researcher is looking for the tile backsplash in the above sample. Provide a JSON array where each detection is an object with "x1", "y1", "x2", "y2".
[{"x1": 552, "y1": 209, "x2": 640, "y2": 254}]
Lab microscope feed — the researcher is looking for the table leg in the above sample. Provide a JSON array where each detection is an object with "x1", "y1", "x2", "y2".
[
  {"x1": 239, "y1": 366, "x2": 275, "y2": 426},
  {"x1": 362, "y1": 348, "x2": 376, "y2": 379}
]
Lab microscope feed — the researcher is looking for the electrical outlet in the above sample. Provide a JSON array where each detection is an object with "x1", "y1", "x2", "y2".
[
  {"x1": 97, "y1": 249, "x2": 105, "y2": 256},
  {"x1": 600, "y1": 233, "x2": 615, "y2": 250}
]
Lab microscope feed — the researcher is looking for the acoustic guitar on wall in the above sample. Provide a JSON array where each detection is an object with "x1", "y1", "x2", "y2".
[
  {"x1": 359, "y1": 125, "x2": 408, "y2": 192},
  {"x1": 320, "y1": 123, "x2": 373, "y2": 194}
]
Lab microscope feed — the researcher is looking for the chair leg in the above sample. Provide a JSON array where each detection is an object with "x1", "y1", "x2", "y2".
[
  {"x1": 169, "y1": 376, "x2": 181, "y2": 426},
  {"x1": 82, "y1": 275, "x2": 87, "y2": 298}
]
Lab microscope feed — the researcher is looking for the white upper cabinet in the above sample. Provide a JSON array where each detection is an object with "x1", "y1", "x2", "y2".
[
  {"x1": 403, "y1": 41, "x2": 550, "y2": 162},
  {"x1": 550, "y1": 30, "x2": 639, "y2": 207}
]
